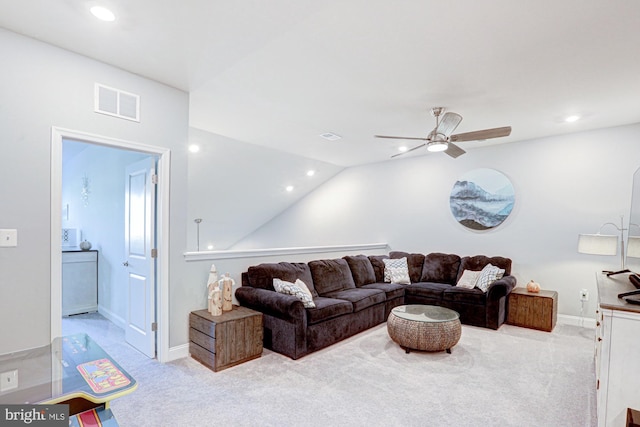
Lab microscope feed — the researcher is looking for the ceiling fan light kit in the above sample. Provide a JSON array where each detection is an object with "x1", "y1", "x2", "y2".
[
  {"x1": 427, "y1": 140, "x2": 448, "y2": 152},
  {"x1": 375, "y1": 107, "x2": 512, "y2": 159}
]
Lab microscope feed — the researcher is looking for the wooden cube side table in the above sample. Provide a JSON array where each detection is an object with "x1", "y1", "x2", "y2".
[
  {"x1": 189, "y1": 305, "x2": 263, "y2": 372},
  {"x1": 507, "y1": 287, "x2": 558, "y2": 332}
]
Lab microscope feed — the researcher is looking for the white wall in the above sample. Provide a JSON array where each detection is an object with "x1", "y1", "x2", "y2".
[
  {"x1": 236, "y1": 123, "x2": 640, "y2": 319},
  {"x1": 62, "y1": 142, "x2": 149, "y2": 327},
  {"x1": 187, "y1": 128, "x2": 343, "y2": 250},
  {"x1": 0, "y1": 28, "x2": 189, "y2": 353}
]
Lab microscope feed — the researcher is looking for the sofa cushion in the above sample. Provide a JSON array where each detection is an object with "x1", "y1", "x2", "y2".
[
  {"x1": 368, "y1": 255, "x2": 389, "y2": 283},
  {"x1": 361, "y1": 282, "x2": 405, "y2": 301},
  {"x1": 390, "y1": 251, "x2": 426, "y2": 283},
  {"x1": 343, "y1": 255, "x2": 376, "y2": 287},
  {"x1": 309, "y1": 259, "x2": 357, "y2": 295},
  {"x1": 247, "y1": 262, "x2": 318, "y2": 296},
  {"x1": 475, "y1": 264, "x2": 505, "y2": 292},
  {"x1": 421, "y1": 253, "x2": 461, "y2": 285},
  {"x1": 382, "y1": 258, "x2": 411, "y2": 284},
  {"x1": 306, "y1": 297, "x2": 353, "y2": 325},
  {"x1": 273, "y1": 278, "x2": 316, "y2": 308},
  {"x1": 442, "y1": 287, "x2": 487, "y2": 305},
  {"x1": 457, "y1": 255, "x2": 512, "y2": 281},
  {"x1": 322, "y1": 288, "x2": 385, "y2": 312},
  {"x1": 404, "y1": 282, "x2": 452, "y2": 299}
]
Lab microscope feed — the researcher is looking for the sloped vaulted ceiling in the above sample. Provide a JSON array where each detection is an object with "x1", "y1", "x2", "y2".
[{"x1": 0, "y1": 1, "x2": 639, "y2": 167}]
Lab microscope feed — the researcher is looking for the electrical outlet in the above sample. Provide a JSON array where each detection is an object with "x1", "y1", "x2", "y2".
[
  {"x1": 580, "y1": 289, "x2": 589, "y2": 302},
  {"x1": 0, "y1": 369, "x2": 18, "y2": 392},
  {"x1": 0, "y1": 229, "x2": 18, "y2": 247}
]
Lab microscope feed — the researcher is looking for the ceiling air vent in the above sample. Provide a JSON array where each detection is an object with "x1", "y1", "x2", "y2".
[{"x1": 94, "y1": 83, "x2": 140, "y2": 122}]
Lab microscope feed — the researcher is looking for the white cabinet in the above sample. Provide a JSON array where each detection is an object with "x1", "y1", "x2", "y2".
[
  {"x1": 595, "y1": 273, "x2": 640, "y2": 427},
  {"x1": 62, "y1": 250, "x2": 98, "y2": 316}
]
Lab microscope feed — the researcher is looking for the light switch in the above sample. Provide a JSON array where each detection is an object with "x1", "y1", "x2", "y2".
[{"x1": 0, "y1": 229, "x2": 17, "y2": 247}]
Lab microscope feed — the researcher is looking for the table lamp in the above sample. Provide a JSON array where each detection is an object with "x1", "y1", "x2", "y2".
[
  {"x1": 578, "y1": 219, "x2": 629, "y2": 276},
  {"x1": 627, "y1": 236, "x2": 640, "y2": 259}
]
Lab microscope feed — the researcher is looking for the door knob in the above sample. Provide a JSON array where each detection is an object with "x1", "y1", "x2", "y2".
[{"x1": 123, "y1": 261, "x2": 129, "y2": 267}]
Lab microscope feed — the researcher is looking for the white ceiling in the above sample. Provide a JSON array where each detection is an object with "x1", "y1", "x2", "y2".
[{"x1": 2, "y1": 0, "x2": 640, "y2": 167}]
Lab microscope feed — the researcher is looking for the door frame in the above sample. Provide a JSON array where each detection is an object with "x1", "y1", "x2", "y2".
[{"x1": 50, "y1": 126, "x2": 171, "y2": 362}]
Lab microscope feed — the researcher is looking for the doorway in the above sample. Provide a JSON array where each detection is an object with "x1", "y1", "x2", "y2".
[
  {"x1": 61, "y1": 140, "x2": 156, "y2": 355},
  {"x1": 50, "y1": 127, "x2": 171, "y2": 362}
]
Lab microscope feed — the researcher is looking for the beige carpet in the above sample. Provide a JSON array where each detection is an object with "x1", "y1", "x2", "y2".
[{"x1": 63, "y1": 313, "x2": 596, "y2": 427}]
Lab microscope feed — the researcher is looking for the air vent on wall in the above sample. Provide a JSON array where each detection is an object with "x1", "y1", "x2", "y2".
[{"x1": 94, "y1": 83, "x2": 140, "y2": 122}]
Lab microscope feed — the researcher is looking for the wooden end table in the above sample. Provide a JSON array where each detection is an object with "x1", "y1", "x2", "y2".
[
  {"x1": 189, "y1": 306, "x2": 263, "y2": 372},
  {"x1": 507, "y1": 287, "x2": 558, "y2": 332}
]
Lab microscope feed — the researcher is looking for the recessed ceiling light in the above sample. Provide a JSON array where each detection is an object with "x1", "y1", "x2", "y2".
[
  {"x1": 398, "y1": 146, "x2": 408, "y2": 153},
  {"x1": 207, "y1": 244, "x2": 214, "y2": 250},
  {"x1": 90, "y1": 6, "x2": 116, "y2": 22},
  {"x1": 319, "y1": 132, "x2": 341, "y2": 141},
  {"x1": 286, "y1": 185, "x2": 294, "y2": 192},
  {"x1": 188, "y1": 144, "x2": 200, "y2": 153},
  {"x1": 306, "y1": 170, "x2": 316, "y2": 177},
  {"x1": 565, "y1": 115, "x2": 581, "y2": 123}
]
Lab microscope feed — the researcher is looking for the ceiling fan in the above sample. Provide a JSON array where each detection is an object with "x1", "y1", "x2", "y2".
[{"x1": 375, "y1": 107, "x2": 512, "y2": 159}]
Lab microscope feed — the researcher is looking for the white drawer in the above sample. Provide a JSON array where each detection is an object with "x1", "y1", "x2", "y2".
[{"x1": 62, "y1": 251, "x2": 97, "y2": 263}]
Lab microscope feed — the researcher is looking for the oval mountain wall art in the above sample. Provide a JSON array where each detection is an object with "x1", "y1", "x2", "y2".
[{"x1": 450, "y1": 168, "x2": 515, "y2": 230}]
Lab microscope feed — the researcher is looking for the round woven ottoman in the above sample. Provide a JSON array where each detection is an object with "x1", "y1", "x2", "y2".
[{"x1": 387, "y1": 305, "x2": 461, "y2": 354}]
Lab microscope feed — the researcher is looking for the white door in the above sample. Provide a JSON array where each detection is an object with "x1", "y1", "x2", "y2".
[{"x1": 124, "y1": 157, "x2": 157, "y2": 358}]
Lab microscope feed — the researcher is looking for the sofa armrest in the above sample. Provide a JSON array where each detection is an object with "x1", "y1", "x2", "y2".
[
  {"x1": 486, "y1": 275, "x2": 517, "y2": 301},
  {"x1": 235, "y1": 286, "x2": 306, "y2": 321}
]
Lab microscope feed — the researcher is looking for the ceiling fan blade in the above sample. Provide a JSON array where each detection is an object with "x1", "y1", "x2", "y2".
[
  {"x1": 444, "y1": 142, "x2": 466, "y2": 158},
  {"x1": 436, "y1": 112, "x2": 463, "y2": 137},
  {"x1": 391, "y1": 143, "x2": 425, "y2": 158},
  {"x1": 450, "y1": 126, "x2": 512, "y2": 142},
  {"x1": 375, "y1": 135, "x2": 429, "y2": 141}
]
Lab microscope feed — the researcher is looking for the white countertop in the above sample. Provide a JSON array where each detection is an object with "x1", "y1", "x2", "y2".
[{"x1": 596, "y1": 272, "x2": 640, "y2": 314}]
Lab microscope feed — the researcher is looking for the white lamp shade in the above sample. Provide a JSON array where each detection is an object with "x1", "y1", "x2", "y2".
[
  {"x1": 627, "y1": 236, "x2": 640, "y2": 258},
  {"x1": 577, "y1": 234, "x2": 618, "y2": 256}
]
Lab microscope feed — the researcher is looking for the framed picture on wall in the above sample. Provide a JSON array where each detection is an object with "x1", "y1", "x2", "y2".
[{"x1": 449, "y1": 168, "x2": 515, "y2": 231}]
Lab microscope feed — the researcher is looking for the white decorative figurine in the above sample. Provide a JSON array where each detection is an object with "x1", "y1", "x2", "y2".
[
  {"x1": 211, "y1": 288, "x2": 222, "y2": 316},
  {"x1": 207, "y1": 264, "x2": 221, "y2": 315},
  {"x1": 219, "y1": 273, "x2": 235, "y2": 312}
]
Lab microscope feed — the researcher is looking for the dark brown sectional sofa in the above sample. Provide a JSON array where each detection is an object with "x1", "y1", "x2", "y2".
[{"x1": 235, "y1": 251, "x2": 516, "y2": 359}]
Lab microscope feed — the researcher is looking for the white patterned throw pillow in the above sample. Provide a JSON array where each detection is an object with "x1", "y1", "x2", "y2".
[
  {"x1": 383, "y1": 257, "x2": 411, "y2": 285},
  {"x1": 456, "y1": 269, "x2": 481, "y2": 289},
  {"x1": 474, "y1": 264, "x2": 505, "y2": 292},
  {"x1": 273, "y1": 278, "x2": 316, "y2": 308},
  {"x1": 294, "y1": 279, "x2": 313, "y2": 299}
]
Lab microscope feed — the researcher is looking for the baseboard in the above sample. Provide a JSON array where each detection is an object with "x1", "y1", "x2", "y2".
[
  {"x1": 98, "y1": 305, "x2": 126, "y2": 329},
  {"x1": 557, "y1": 314, "x2": 596, "y2": 329},
  {"x1": 167, "y1": 343, "x2": 190, "y2": 362}
]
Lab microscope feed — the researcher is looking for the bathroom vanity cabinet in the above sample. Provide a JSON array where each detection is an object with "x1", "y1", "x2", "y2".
[{"x1": 62, "y1": 250, "x2": 98, "y2": 316}]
